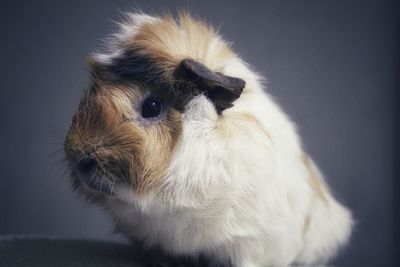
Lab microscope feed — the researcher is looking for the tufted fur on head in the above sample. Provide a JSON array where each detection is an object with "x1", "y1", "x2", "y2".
[{"x1": 64, "y1": 12, "x2": 353, "y2": 267}]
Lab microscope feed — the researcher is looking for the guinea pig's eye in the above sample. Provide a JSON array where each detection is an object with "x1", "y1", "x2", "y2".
[{"x1": 141, "y1": 97, "x2": 164, "y2": 118}]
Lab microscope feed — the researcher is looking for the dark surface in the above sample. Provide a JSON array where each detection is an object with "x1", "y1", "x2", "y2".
[
  {"x1": 0, "y1": 237, "x2": 138, "y2": 267},
  {"x1": 0, "y1": 237, "x2": 221, "y2": 267},
  {"x1": 0, "y1": 1, "x2": 399, "y2": 266}
]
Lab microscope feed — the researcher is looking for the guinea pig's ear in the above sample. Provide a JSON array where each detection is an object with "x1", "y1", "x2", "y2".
[{"x1": 175, "y1": 59, "x2": 246, "y2": 114}]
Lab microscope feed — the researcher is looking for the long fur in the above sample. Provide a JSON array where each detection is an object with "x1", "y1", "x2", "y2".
[{"x1": 66, "y1": 12, "x2": 353, "y2": 267}]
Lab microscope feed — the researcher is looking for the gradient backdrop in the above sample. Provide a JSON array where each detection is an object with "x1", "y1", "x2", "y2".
[{"x1": 0, "y1": 1, "x2": 399, "y2": 266}]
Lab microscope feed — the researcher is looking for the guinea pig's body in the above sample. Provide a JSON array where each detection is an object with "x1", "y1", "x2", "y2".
[{"x1": 64, "y1": 13, "x2": 352, "y2": 267}]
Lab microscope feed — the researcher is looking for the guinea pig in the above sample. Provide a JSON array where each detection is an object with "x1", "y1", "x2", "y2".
[{"x1": 64, "y1": 12, "x2": 353, "y2": 267}]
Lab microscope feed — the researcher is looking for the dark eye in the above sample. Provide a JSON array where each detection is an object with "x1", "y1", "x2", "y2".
[{"x1": 141, "y1": 97, "x2": 164, "y2": 118}]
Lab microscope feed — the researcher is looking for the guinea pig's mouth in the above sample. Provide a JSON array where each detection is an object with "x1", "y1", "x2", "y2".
[
  {"x1": 74, "y1": 157, "x2": 115, "y2": 195},
  {"x1": 81, "y1": 172, "x2": 114, "y2": 195}
]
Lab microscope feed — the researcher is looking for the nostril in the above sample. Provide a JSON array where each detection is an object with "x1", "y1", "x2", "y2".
[{"x1": 76, "y1": 157, "x2": 98, "y2": 178}]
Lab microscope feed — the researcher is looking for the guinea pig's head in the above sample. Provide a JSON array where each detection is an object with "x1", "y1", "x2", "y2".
[{"x1": 64, "y1": 13, "x2": 246, "y2": 204}]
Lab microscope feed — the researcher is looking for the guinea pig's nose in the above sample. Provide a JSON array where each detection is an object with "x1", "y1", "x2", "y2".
[{"x1": 76, "y1": 157, "x2": 98, "y2": 179}]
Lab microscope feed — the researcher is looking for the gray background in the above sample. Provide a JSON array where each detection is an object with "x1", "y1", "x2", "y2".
[{"x1": 0, "y1": 1, "x2": 399, "y2": 266}]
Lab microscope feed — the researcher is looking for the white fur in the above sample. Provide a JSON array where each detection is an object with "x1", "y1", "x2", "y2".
[
  {"x1": 92, "y1": 13, "x2": 158, "y2": 65},
  {"x1": 98, "y1": 13, "x2": 352, "y2": 267}
]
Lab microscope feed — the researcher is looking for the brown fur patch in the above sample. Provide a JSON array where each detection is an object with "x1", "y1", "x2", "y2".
[
  {"x1": 217, "y1": 112, "x2": 272, "y2": 142},
  {"x1": 303, "y1": 213, "x2": 311, "y2": 236},
  {"x1": 301, "y1": 152, "x2": 328, "y2": 204},
  {"x1": 64, "y1": 81, "x2": 182, "y2": 199},
  {"x1": 124, "y1": 12, "x2": 234, "y2": 82},
  {"x1": 135, "y1": 108, "x2": 182, "y2": 195},
  {"x1": 237, "y1": 113, "x2": 272, "y2": 140}
]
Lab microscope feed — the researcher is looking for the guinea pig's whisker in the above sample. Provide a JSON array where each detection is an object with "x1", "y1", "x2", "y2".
[
  {"x1": 110, "y1": 181, "x2": 116, "y2": 195},
  {"x1": 99, "y1": 179, "x2": 103, "y2": 192},
  {"x1": 48, "y1": 148, "x2": 66, "y2": 160},
  {"x1": 87, "y1": 170, "x2": 99, "y2": 186}
]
